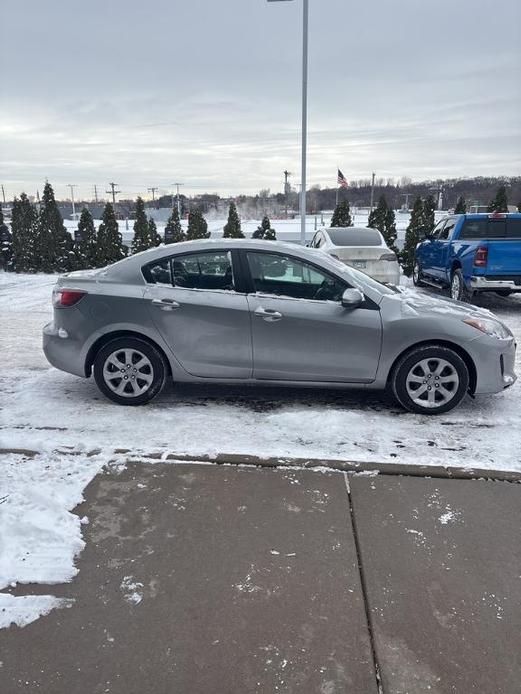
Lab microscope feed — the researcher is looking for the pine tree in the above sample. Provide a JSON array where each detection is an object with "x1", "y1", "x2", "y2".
[
  {"x1": 517, "y1": 201, "x2": 521, "y2": 213},
  {"x1": 164, "y1": 206, "x2": 185, "y2": 243},
  {"x1": 252, "y1": 215, "x2": 277, "y2": 240},
  {"x1": 35, "y1": 182, "x2": 74, "y2": 272},
  {"x1": 0, "y1": 207, "x2": 13, "y2": 271},
  {"x1": 186, "y1": 209, "x2": 210, "y2": 240},
  {"x1": 401, "y1": 197, "x2": 425, "y2": 276},
  {"x1": 330, "y1": 200, "x2": 352, "y2": 227},
  {"x1": 11, "y1": 193, "x2": 38, "y2": 272},
  {"x1": 383, "y1": 208, "x2": 398, "y2": 254},
  {"x1": 223, "y1": 201, "x2": 244, "y2": 238},
  {"x1": 487, "y1": 186, "x2": 508, "y2": 213},
  {"x1": 368, "y1": 195, "x2": 387, "y2": 232},
  {"x1": 148, "y1": 217, "x2": 162, "y2": 247},
  {"x1": 97, "y1": 202, "x2": 125, "y2": 266},
  {"x1": 131, "y1": 197, "x2": 151, "y2": 253},
  {"x1": 423, "y1": 195, "x2": 436, "y2": 232},
  {"x1": 73, "y1": 208, "x2": 97, "y2": 269},
  {"x1": 454, "y1": 196, "x2": 466, "y2": 214}
]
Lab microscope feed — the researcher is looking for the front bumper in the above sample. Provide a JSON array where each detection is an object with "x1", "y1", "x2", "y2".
[
  {"x1": 43, "y1": 321, "x2": 86, "y2": 378},
  {"x1": 470, "y1": 276, "x2": 521, "y2": 292},
  {"x1": 469, "y1": 334, "x2": 517, "y2": 394}
]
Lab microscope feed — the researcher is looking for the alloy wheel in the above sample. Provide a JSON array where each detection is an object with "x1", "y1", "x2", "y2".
[
  {"x1": 102, "y1": 348, "x2": 154, "y2": 398},
  {"x1": 405, "y1": 357, "x2": 459, "y2": 410}
]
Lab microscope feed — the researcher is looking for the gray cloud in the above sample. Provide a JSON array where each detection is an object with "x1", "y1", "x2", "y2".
[{"x1": 1, "y1": 0, "x2": 520, "y2": 200}]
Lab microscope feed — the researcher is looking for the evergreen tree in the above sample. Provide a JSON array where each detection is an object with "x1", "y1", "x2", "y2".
[
  {"x1": 454, "y1": 196, "x2": 466, "y2": 214},
  {"x1": 487, "y1": 185, "x2": 508, "y2": 213},
  {"x1": 35, "y1": 181, "x2": 73, "y2": 272},
  {"x1": 252, "y1": 215, "x2": 277, "y2": 240},
  {"x1": 401, "y1": 197, "x2": 425, "y2": 276},
  {"x1": 148, "y1": 217, "x2": 162, "y2": 247},
  {"x1": 186, "y1": 209, "x2": 210, "y2": 240},
  {"x1": 11, "y1": 193, "x2": 38, "y2": 272},
  {"x1": 223, "y1": 201, "x2": 244, "y2": 238},
  {"x1": 383, "y1": 207, "x2": 398, "y2": 254},
  {"x1": 0, "y1": 207, "x2": 14, "y2": 271},
  {"x1": 517, "y1": 201, "x2": 521, "y2": 213},
  {"x1": 330, "y1": 200, "x2": 352, "y2": 227},
  {"x1": 97, "y1": 202, "x2": 125, "y2": 266},
  {"x1": 368, "y1": 195, "x2": 387, "y2": 232},
  {"x1": 73, "y1": 208, "x2": 97, "y2": 269},
  {"x1": 164, "y1": 206, "x2": 185, "y2": 243},
  {"x1": 423, "y1": 195, "x2": 436, "y2": 232},
  {"x1": 131, "y1": 197, "x2": 151, "y2": 253}
]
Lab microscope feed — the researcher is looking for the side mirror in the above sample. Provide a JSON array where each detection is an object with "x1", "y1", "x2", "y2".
[{"x1": 341, "y1": 288, "x2": 364, "y2": 309}]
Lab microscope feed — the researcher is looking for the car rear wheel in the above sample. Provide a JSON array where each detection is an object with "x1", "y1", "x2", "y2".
[
  {"x1": 412, "y1": 261, "x2": 425, "y2": 287},
  {"x1": 391, "y1": 345, "x2": 469, "y2": 414},
  {"x1": 93, "y1": 337, "x2": 167, "y2": 405}
]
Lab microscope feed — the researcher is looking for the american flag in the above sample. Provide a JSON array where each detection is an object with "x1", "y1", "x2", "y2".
[{"x1": 337, "y1": 169, "x2": 349, "y2": 189}]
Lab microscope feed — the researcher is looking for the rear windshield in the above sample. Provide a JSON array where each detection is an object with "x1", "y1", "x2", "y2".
[
  {"x1": 327, "y1": 228, "x2": 382, "y2": 246},
  {"x1": 460, "y1": 218, "x2": 521, "y2": 240}
]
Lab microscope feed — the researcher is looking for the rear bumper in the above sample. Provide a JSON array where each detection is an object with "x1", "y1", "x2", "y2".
[
  {"x1": 43, "y1": 321, "x2": 86, "y2": 377},
  {"x1": 470, "y1": 276, "x2": 521, "y2": 292}
]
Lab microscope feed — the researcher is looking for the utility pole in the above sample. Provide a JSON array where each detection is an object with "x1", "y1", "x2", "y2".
[
  {"x1": 172, "y1": 183, "x2": 184, "y2": 215},
  {"x1": 67, "y1": 184, "x2": 77, "y2": 221},
  {"x1": 370, "y1": 172, "x2": 376, "y2": 212},
  {"x1": 401, "y1": 193, "x2": 412, "y2": 210},
  {"x1": 283, "y1": 170, "x2": 291, "y2": 218},
  {"x1": 147, "y1": 187, "x2": 158, "y2": 206},
  {"x1": 106, "y1": 182, "x2": 120, "y2": 207},
  {"x1": 94, "y1": 185, "x2": 99, "y2": 204},
  {"x1": 1, "y1": 185, "x2": 5, "y2": 204}
]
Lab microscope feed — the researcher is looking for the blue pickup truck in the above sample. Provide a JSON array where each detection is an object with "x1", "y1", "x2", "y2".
[{"x1": 413, "y1": 213, "x2": 521, "y2": 302}]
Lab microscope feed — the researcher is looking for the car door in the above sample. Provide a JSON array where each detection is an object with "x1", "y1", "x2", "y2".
[
  {"x1": 419, "y1": 219, "x2": 446, "y2": 278},
  {"x1": 243, "y1": 250, "x2": 382, "y2": 382},
  {"x1": 143, "y1": 250, "x2": 252, "y2": 378},
  {"x1": 431, "y1": 217, "x2": 457, "y2": 280}
]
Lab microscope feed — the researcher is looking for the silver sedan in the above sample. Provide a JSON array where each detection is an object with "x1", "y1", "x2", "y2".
[{"x1": 43, "y1": 239, "x2": 516, "y2": 414}]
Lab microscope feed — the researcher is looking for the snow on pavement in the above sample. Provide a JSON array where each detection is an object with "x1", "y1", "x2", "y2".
[{"x1": 1, "y1": 271, "x2": 520, "y2": 627}]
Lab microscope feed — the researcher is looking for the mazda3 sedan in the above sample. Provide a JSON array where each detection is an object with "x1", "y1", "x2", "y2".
[{"x1": 43, "y1": 239, "x2": 516, "y2": 414}]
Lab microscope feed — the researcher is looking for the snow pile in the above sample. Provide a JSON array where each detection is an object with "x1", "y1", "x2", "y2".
[{"x1": 0, "y1": 594, "x2": 74, "y2": 629}]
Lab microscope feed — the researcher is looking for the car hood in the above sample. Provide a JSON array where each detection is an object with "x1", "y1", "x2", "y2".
[{"x1": 389, "y1": 288, "x2": 499, "y2": 321}]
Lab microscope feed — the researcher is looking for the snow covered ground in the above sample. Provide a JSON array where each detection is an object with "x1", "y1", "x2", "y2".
[{"x1": 1, "y1": 269, "x2": 520, "y2": 627}]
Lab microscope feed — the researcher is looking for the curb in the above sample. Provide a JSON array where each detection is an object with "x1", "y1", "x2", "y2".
[{"x1": 2, "y1": 447, "x2": 520, "y2": 483}]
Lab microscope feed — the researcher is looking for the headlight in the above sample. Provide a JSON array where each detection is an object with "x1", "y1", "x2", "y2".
[{"x1": 463, "y1": 317, "x2": 512, "y2": 340}]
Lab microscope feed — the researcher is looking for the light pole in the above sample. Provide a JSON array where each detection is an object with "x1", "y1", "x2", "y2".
[{"x1": 268, "y1": 0, "x2": 308, "y2": 245}]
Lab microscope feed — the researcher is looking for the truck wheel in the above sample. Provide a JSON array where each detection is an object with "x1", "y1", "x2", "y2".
[
  {"x1": 391, "y1": 345, "x2": 469, "y2": 415},
  {"x1": 412, "y1": 261, "x2": 425, "y2": 287},
  {"x1": 450, "y1": 269, "x2": 472, "y2": 303}
]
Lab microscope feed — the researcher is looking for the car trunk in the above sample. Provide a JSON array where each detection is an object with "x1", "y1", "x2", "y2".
[{"x1": 332, "y1": 246, "x2": 393, "y2": 273}]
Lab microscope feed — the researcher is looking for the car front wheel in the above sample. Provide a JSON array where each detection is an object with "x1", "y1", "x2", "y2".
[
  {"x1": 93, "y1": 337, "x2": 167, "y2": 405},
  {"x1": 391, "y1": 345, "x2": 469, "y2": 414}
]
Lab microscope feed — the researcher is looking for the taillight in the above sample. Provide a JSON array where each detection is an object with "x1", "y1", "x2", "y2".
[
  {"x1": 474, "y1": 246, "x2": 488, "y2": 267},
  {"x1": 53, "y1": 289, "x2": 87, "y2": 307},
  {"x1": 379, "y1": 253, "x2": 397, "y2": 261}
]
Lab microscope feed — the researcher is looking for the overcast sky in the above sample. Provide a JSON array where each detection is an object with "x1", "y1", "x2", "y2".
[{"x1": 1, "y1": 0, "x2": 520, "y2": 201}]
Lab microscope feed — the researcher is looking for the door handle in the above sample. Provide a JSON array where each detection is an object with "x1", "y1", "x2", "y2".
[
  {"x1": 254, "y1": 306, "x2": 282, "y2": 322},
  {"x1": 151, "y1": 298, "x2": 180, "y2": 311}
]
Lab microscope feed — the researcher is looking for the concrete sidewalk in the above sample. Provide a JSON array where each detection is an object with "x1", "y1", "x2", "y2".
[{"x1": 0, "y1": 462, "x2": 520, "y2": 693}]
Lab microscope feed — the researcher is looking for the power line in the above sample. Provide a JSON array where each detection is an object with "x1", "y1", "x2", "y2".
[{"x1": 106, "y1": 182, "x2": 121, "y2": 206}]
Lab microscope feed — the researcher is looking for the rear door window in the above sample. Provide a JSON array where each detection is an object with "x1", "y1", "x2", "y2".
[
  {"x1": 142, "y1": 257, "x2": 172, "y2": 285},
  {"x1": 172, "y1": 251, "x2": 235, "y2": 291}
]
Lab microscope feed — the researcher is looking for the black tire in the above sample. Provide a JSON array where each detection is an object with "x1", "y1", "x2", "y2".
[
  {"x1": 391, "y1": 344, "x2": 470, "y2": 415},
  {"x1": 495, "y1": 290, "x2": 513, "y2": 297},
  {"x1": 93, "y1": 337, "x2": 167, "y2": 406},
  {"x1": 450, "y1": 269, "x2": 472, "y2": 303},
  {"x1": 412, "y1": 260, "x2": 425, "y2": 287}
]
